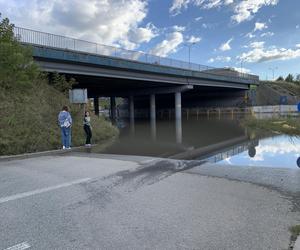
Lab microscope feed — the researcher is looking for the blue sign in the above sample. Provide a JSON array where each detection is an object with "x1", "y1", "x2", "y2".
[{"x1": 298, "y1": 102, "x2": 300, "y2": 112}]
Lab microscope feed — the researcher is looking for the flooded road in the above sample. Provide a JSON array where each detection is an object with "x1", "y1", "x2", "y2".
[{"x1": 95, "y1": 116, "x2": 300, "y2": 169}]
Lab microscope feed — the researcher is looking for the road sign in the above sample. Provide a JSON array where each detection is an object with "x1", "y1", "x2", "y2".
[{"x1": 69, "y1": 89, "x2": 88, "y2": 104}]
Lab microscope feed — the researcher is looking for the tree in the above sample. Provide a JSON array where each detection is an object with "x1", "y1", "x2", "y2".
[
  {"x1": 276, "y1": 76, "x2": 284, "y2": 81},
  {"x1": 0, "y1": 14, "x2": 39, "y2": 89},
  {"x1": 285, "y1": 74, "x2": 294, "y2": 82},
  {"x1": 49, "y1": 72, "x2": 76, "y2": 95}
]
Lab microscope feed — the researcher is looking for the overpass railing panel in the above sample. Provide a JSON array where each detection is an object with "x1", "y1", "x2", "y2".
[{"x1": 13, "y1": 26, "x2": 259, "y2": 82}]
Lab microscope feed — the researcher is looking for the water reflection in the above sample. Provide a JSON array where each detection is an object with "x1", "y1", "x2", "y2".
[
  {"x1": 101, "y1": 117, "x2": 246, "y2": 158},
  {"x1": 175, "y1": 119, "x2": 182, "y2": 144},
  {"x1": 216, "y1": 135, "x2": 300, "y2": 169},
  {"x1": 94, "y1": 117, "x2": 300, "y2": 169}
]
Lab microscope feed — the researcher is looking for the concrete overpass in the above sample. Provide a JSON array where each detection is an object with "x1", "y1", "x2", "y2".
[{"x1": 14, "y1": 27, "x2": 259, "y2": 123}]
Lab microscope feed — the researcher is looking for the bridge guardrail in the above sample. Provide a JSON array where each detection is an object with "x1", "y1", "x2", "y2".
[{"x1": 13, "y1": 26, "x2": 258, "y2": 82}]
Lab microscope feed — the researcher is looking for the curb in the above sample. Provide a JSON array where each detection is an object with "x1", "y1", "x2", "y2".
[{"x1": 0, "y1": 146, "x2": 87, "y2": 162}]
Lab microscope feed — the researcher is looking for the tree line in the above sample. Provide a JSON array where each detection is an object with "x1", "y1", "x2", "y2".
[{"x1": 276, "y1": 74, "x2": 300, "y2": 83}]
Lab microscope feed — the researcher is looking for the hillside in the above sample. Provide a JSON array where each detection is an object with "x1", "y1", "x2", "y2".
[{"x1": 256, "y1": 81, "x2": 300, "y2": 105}]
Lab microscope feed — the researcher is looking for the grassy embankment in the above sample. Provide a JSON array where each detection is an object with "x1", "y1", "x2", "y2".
[
  {"x1": 0, "y1": 15, "x2": 118, "y2": 156},
  {"x1": 0, "y1": 80, "x2": 118, "y2": 155},
  {"x1": 243, "y1": 80, "x2": 300, "y2": 135}
]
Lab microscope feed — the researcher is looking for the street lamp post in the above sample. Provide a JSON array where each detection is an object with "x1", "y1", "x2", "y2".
[
  {"x1": 184, "y1": 42, "x2": 197, "y2": 69},
  {"x1": 269, "y1": 67, "x2": 278, "y2": 80}
]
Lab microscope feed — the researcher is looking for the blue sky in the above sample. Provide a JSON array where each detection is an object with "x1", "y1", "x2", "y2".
[{"x1": 1, "y1": 0, "x2": 300, "y2": 79}]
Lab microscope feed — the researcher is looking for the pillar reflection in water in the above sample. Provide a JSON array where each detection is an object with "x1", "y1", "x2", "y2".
[
  {"x1": 150, "y1": 118, "x2": 157, "y2": 141},
  {"x1": 175, "y1": 118, "x2": 182, "y2": 144}
]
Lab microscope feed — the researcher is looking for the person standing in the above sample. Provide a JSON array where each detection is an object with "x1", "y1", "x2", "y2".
[
  {"x1": 58, "y1": 106, "x2": 72, "y2": 149},
  {"x1": 83, "y1": 111, "x2": 92, "y2": 146}
]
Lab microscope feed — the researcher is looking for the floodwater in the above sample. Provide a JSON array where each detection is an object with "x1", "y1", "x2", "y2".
[{"x1": 98, "y1": 116, "x2": 300, "y2": 169}]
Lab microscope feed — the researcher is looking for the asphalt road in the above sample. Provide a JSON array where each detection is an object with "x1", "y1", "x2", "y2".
[{"x1": 0, "y1": 153, "x2": 299, "y2": 250}]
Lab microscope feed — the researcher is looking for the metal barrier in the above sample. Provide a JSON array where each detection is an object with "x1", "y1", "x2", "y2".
[{"x1": 13, "y1": 26, "x2": 258, "y2": 81}]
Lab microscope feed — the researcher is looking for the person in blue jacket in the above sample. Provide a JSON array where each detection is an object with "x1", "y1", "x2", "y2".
[{"x1": 58, "y1": 106, "x2": 72, "y2": 149}]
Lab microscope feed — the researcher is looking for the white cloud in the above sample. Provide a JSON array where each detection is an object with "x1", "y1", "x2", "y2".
[
  {"x1": 150, "y1": 31, "x2": 184, "y2": 57},
  {"x1": 232, "y1": 0, "x2": 279, "y2": 23},
  {"x1": 173, "y1": 25, "x2": 186, "y2": 32},
  {"x1": 254, "y1": 22, "x2": 268, "y2": 31},
  {"x1": 188, "y1": 35, "x2": 202, "y2": 43},
  {"x1": 296, "y1": 44, "x2": 300, "y2": 48},
  {"x1": 128, "y1": 23, "x2": 158, "y2": 44},
  {"x1": 0, "y1": 0, "x2": 156, "y2": 50},
  {"x1": 219, "y1": 38, "x2": 233, "y2": 51},
  {"x1": 195, "y1": 16, "x2": 203, "y2": 21},
  {"x1": 170, "y1": 0, "x2": 279, "y2": 24},
  {"x1": 261, "y1": 31, "x2": 274, "y2": 37},
  {"x1": 238, "y1": 43, "x2": 300, "y2": 63},
  {"x1": 245, "y1": 32, "x2": 256, "y2": 39},
  {"x1": 170, "y1": 0, "x2": 231, "y2": 15},
  {"x1": 208, "y1": 56, "x2": 231, "y2": 63},
  {"x1": 249, "y1": 41, "x2": 265, "y2": 49}
]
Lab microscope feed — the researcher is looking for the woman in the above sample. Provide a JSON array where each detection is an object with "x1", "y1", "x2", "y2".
[
  {"x1": 58, "y1": 106, "x2": 72, "y2": 149},
  {"x1": 83, "y1": 111, "x2": 92, "y2": 146}
]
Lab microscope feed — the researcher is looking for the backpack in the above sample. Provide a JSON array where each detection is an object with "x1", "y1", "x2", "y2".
[{"x1": 63, "y1": 119, "x2": 71, "y2": 128}]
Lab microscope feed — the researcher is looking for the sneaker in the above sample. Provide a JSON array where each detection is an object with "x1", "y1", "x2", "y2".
[
  {"x1": 66, "y1": 147, "x2": 71, "y2": 150},
  {"x1": 62, "y1": 146, "x2": 66, "y2": 149}
]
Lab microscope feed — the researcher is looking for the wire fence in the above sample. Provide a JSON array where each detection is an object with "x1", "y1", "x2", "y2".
[{"x1": 13, "y1": 26, "x2": 258, "y2": 81}]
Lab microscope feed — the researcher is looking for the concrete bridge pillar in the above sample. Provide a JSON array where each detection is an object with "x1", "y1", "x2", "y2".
[
  {"x1": 175, "y1": 92, "x2": 182, "y2": 120},
  {"x1": 150, "y1": 94, "x2": 156, "y2": 121},
  {"x1": 94, "y1": 97, "x2": 99, "y2": 116},
  {"x1": 110, "y1": 96, "x2": 116, "y2": 120},
  {"x1": 129, "y1": 96, "x2": 135, "y2": 133},
  {"x1": 175, "y1": 92, "x2": 182, "y2": 144},
  {"x1": 150, "y1": 94, "x2": 156, "y2": 140}
]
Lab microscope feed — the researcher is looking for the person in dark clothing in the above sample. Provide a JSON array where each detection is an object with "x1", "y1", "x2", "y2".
[{"x1": 83, "y1": 111, "x2": 92, "y2": 146}]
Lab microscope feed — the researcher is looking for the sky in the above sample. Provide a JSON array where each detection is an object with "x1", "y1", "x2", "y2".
[{"x1": 1, "y1": 0, "x2": 300, "y2": 79}]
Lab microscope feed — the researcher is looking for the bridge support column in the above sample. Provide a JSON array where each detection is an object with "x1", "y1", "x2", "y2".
[
  {"x1": 110, "y1": 96, "x2": 116, "y2": 120},
  {"x1": 94, "y1": 97, "x2": 99, "y2": 116},
  {"x1": 175, "y1": 92, "x2": 182, "y2": 120},
  {"x1": 150, "y1": 94, "x2": 156, "y2": 140},
  {"x1": 150, "y1": 94, "x2": 156, "y2": 121},
  {"x1": 129, "y1": 96, "x2": 135, "y2": 133},
  {"x1": 175, "y1": 92, "x2": 182, "y2": 144}
]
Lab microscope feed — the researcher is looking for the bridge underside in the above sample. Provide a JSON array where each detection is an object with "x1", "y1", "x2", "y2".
[{"x1": 61, "y1": 73, "x2": 247, "y2": 109}]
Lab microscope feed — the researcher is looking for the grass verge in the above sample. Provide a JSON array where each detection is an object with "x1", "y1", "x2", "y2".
[{"x1": 242, "y1": 116, "x2": 300, "y2": 136}]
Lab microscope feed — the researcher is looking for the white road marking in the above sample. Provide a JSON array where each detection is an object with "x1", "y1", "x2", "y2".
[
  {"x1": 4, "y1": 242, "x2": 31, "y2": 250},
  {"x1": 0, "y1": 178, "x2": 91, "y2": 204}
]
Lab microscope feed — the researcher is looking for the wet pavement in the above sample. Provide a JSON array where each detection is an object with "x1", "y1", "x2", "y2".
[{"x1": 0, "y1": 153, "x2": 299, "y2": 249}]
